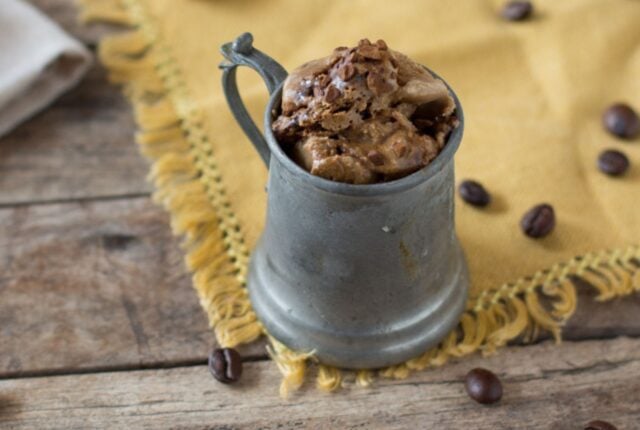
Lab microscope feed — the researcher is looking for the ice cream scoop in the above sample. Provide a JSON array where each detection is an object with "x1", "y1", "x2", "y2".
[{"x1": 272, "y1": 39, "x2": 459, "y2": 184}]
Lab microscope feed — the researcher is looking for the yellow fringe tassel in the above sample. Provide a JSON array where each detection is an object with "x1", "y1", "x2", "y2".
[
  {"x1": 317, "y1": 366, "x2": 343, "y2": 392},
  {"x1": 355, "y1": 370, "x2": 374, "y2": 387},
  {"x1": 80, "y1": 0, "x2": 640, "y2": 398},
  {"x1": 267, "y1": 337, "x2": 315, "y2": 398}
]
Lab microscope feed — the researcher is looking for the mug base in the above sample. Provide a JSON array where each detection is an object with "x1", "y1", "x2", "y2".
[{"x1": 247, "y1": 241, "x2": 470, "y2": 370}]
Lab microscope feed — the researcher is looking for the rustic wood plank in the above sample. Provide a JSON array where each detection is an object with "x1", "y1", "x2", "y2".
[
  {"x1": 0, "y1": 62, "x2": 151, "y2": 205},
  {"x1": 1, "y1": 337, "x2": 638, "y2": 429},
  {"x1": 0, "y1": 195, "x2": 636, "y2": 375},
  {"x1": 29, "y1": 0, "x2": 124, "y2": 46},
  {"x1": 0, "y1": 198, "x2": 266, "y2": 378}
]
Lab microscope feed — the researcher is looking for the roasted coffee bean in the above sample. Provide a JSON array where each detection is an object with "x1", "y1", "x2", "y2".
[
  {"x1": 598, "y1": 149, "x2": 630, "y2": 176},
  {"x1": 585, "y1": 420, "x2": 618, "y2": 430},
  {"x1": 458, "y1": 180, "x2": 491, "y2": 207},
  {"x1": 209, "y1": 348, "x2": 243, "y2": 383},
  {"x1": 465, "y1": 368, "x2": 503, "y2": 404},
  {"x1": 520, "y1": 203, "x2": 555, "y2": 238},
  {"x1": 602, "y1": 103, "x2": 640, "y2": 139},
  {"x1": 501, "y1": 1, "x2": 533, "y2": 21}
]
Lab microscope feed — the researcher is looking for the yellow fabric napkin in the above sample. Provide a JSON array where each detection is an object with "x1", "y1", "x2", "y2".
[{"x1": 80, "y1": 0, "x2": 640, "y2": 395}]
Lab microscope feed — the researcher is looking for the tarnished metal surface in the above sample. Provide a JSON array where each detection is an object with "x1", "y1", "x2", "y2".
[{"x1": 221, "y1": 33, "x2": 468, "y2": 369}]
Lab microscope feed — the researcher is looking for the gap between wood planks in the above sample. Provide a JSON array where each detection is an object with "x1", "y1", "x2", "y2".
[
  {"x1": 1, "y1": 337, "x2": 639, "y2": 429},
  {"x1": 0, "y1": 192, "x2": 151, "y2": 210},
  {"x1": 2, "y1": 330, "x2": 638, "y2": 382},
  {"x1": 0, "y1": 354, "x2": 265, "y2": 381}
]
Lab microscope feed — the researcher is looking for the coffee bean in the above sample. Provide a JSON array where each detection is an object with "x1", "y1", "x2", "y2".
[
  {"x1": 465, "y1": 368, "x2": 503, "y2": 404},
  {"x1": 501, "y1": 1, "x2": 533, "y2": 21},
  {"x1": 520, "y1": 203, "x2": 555, "y2": 238},
  {"x1": 602, "y1": 103, "x2": 640, "y2": 139},
  {"x1": 598, "y1": 149, "x2": 630, "y2": 176},
  {"x1": 585, "y1": 420, "x2": 618, "y2": 430},
  {"x1": 209, "y1": 348, "x2": 243, "y2": 383},
  {"x1": 458, "y1": 180, "x2": 491, "y2": 207}
]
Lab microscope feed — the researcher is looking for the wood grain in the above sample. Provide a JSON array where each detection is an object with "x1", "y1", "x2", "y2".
[
  {"x1": 1, "y1": 337, "x2": 638, "y2": 429},
  {"x1": 563, "y1": 282, "x2": 640, "y2": 340},
  {"x1": 0, "y1": 63, "x2": 150, "y2": 205},
  {"x1": 0, "y1": 198, "x2": 266, "y2": 378}
]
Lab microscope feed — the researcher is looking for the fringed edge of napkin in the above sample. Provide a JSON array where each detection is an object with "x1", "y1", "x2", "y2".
[{"x1": 78, "y1": 0, "x2": 640, "y2": 397}]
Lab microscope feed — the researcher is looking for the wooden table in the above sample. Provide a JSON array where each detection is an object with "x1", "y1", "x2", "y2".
[{"x1": 1, "y1": 2, "x2": 639, "y2": 428}]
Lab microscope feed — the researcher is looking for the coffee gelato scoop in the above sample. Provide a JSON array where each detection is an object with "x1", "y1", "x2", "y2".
[{"x1": 272, "y1": 39, "x2": 459, "y2": 184}]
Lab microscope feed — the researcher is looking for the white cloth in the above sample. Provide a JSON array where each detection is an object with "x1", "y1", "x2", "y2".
[{"x1": 0, "y1": 0, "x2": 92, "y2": 138}]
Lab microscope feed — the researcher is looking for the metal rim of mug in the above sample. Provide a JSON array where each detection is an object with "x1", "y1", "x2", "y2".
[{"x1": 263, "y1": 68, "x2": 465, "y2": 197}]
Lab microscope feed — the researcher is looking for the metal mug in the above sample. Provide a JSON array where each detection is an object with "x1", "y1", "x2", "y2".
[{"x1": 220, "y1": 33, "x2": 469, "y2": 369}]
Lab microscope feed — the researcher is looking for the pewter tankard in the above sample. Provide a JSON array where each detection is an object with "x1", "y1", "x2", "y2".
[{"x1": 220, "y1": 33, "x2": 469, "y2": 369}]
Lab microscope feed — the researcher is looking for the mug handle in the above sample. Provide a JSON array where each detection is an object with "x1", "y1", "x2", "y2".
[{"x1": 220, "y1": 33, "x2": 288, "y2": 166}]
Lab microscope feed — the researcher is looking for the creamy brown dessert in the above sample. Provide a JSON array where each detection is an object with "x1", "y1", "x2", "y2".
[{"x1": 272, "y1": 39, "x2": 459, "y2": 184}]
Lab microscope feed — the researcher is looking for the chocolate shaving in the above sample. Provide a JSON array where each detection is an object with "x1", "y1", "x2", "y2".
[
  {"x1": 367, "y1": 71, "x2": 393, "y2": 95},
  {"x1": 317, "y1": 74, "x2": 331, "y2": 87},
  {"x1": 357, "y1": 38, "x2": 383, "y2": 60},
  {"x1": 338, "y1": 63, "x2": 356, "y2": 81},
  {"x1": 324, "y1": 85, "x2": 341, "y2": 103},
  {"x1": 358, "y1": 45, "x2": 382, "y2": 60},
  {"x1": 367, "y1": 150, "x2": 385, "y2": 166},
  {"x1": 392, "y1": 141, "x2": 408, "y2": 157},
  {"x1": 272, "y1": 39, "x2": 458, "y2": 185}
]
